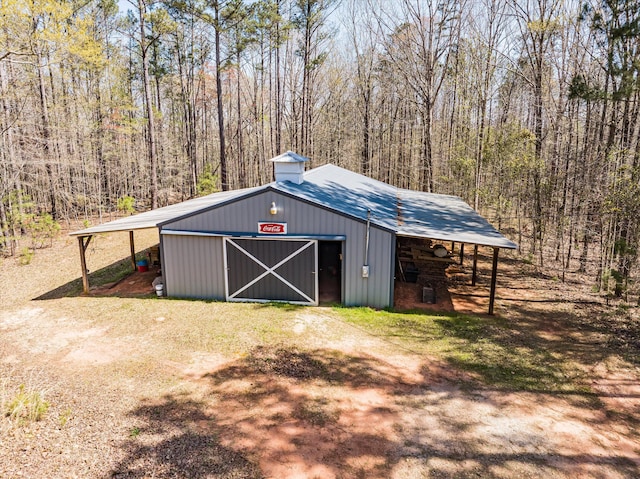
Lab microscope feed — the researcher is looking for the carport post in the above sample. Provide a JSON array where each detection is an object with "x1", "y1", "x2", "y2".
[
  {"x1": 129, "y1": 230, "x2": 136, "y2": 271},
  {"x1": 459, "y1": 243, "x2": 464, "y2": 265},
  {"x1": 78, "y1": 235, "x2": 92, "y2": 294},
  {"x1": 471, "y1": 244, "x2": 479, "y2": 286},
  {"x1": 488, "y1": 247, "x2": 499, "y2": 315}
]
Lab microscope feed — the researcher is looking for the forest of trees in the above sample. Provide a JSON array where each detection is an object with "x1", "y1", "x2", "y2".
[{"x1": 1, "y1": 0, "x2": 640, "y2": 298}]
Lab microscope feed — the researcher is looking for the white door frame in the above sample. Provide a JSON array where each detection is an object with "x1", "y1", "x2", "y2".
[{"x1": 223, "y1": 237, "x2": 318, "y2": 305}]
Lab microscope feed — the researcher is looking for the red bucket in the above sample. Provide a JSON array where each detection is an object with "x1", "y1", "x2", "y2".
[{"x1": 136, "y1": 259, "x2": 149, "y2": 272}]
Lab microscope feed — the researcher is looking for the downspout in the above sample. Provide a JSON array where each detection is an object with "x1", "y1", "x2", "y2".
[
  {"x1": 362, "y1": 209, "x2": 371, "y2": 278},
  {"x1": 158, "y1": 225, "x2": 167, "y2": 296}
]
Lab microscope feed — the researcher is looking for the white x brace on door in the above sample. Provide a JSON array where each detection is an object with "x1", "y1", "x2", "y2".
[{"x1": 223, "y1": 238, "x2": 318, "y2": 305}]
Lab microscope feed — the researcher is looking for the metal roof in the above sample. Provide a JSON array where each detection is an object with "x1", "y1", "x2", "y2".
[
  {"x1": 273, "y1": 165, "x2": 399, "y2": 230},
  {"x1": 69, "y1": 186, "x2": 261, "y2": 236},
  {"x1": 395, "y1": 189, "x2": 517, "y2": 248},
  {"x1": 70, "y1": 163, "x2": 517, "y2": 249},
  {"x1": 275, "y1": 165, "x2": 517, "y2": 249},
  {"x1": 270, "y1": 150, "x2": 310, "y2": 163}
]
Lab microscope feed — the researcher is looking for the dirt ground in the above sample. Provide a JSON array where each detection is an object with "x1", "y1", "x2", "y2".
[{"x1": 1, "y1": 229, "x2": 639, "y2": 478}]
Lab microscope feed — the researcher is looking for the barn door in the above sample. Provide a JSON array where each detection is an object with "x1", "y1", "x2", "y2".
[{"x1": 224, "y1": 238, "x2": 317, "y2": 305}]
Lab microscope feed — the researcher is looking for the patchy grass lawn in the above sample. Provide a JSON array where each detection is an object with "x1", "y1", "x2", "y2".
[
  {"x1": 1, "y1": 228, "x2": 639, "y2": 478},
  {"x1": 335, "y1": 308, "x2": 589, "y2": 394}
]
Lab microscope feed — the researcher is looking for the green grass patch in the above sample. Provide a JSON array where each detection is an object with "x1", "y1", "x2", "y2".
[
  {"x1": 89, "y1": 258, "x2": 133, "y2": 288},
  {"x1": 58, "y1": 408, "x2": 72, "y2": 427},
  {"x1": 4, "y1": 384, "x2": 50, "y2": 423},
  {"x1": 334, "y1": 307, "x2": 583, "y2": 393},
  {"x1": 256, "y1": 302, "x2": 304, "y2": 311},
  {"x1": 35, "y1": 257, "x2": 135, "y2": 298},
  {"x1": 67, "y1": 299, "x2": 307, "y2": 365}
]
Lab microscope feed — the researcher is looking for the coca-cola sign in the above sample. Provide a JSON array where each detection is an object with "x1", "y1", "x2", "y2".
[{"x1": 258, "y1": 222, "x2": 287, "y2": 234}]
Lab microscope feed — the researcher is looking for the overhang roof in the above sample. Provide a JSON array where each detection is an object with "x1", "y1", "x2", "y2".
[
  {"x1": 395, "y1": 189, "x2": 517, "y2": 248},
  {"x1": 69, "y1": 186, "x2": 261, "y2": 236},
  {"x1": 70, "y1": 163, "x2": 516, "y2": 249}
]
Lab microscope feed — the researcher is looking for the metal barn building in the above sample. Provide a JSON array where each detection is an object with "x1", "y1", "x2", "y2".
[{"x1": 71, "y1": 152, "x2": 517, "y2": 312}]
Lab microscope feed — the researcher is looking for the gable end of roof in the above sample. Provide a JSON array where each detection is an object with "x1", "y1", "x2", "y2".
[{"x1": 157, "y1": 186, "x2": 268, "y2": 228}]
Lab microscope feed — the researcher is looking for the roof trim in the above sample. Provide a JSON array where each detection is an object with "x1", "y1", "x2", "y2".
[
  {"x1": 69, "y1": 185, "x2": 263, "y2": 236},
  {"x1": 157, "y1": 187, "x2": 267, "y2": 228},
  {"x1": 396, "y1": 232, "x2": 518, "y2": 250},
  {"x1": 161, "y1": 229, "x2": 346, "y2": 241},
  {"x1": 156, "y1": 185, "x2": 394, "y2": 234}
]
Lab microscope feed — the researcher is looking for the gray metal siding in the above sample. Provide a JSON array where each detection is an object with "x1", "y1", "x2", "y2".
[
  {"x1": 162, "y1": 235, "x2": 225, "y2": 299},
  {"x1": 162, "y1": 190, "x2": 394, "y2": 308},
  {"x1": 362, "y1": 227, "x2": 395, "y2": 308}
]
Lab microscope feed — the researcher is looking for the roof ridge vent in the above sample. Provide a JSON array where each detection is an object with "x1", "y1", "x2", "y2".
[{"x1": 270, "y1": 151, "x2": 309, "y2": 184}]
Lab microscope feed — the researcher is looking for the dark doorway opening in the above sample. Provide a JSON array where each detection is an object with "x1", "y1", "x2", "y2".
[{"x1": 318, "y1": 241, "x2": 342, "y2": 304}]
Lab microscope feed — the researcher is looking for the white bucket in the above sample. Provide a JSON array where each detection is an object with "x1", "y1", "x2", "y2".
[{"x1": 155, "y1": 284, "x2": 164, "y2": 297}]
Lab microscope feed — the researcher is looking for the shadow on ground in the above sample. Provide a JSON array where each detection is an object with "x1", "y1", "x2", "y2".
[
  {"x1": 107, "y1": 345, "x2": 640, "y2": 478},
  {"x1": 449, "y1": 254, "x2": 640, "y2": 369},
  {"x1": 109, "y1": 346, "x2": 405, "y2": 478},
  {"x1": 34, "y1": 257, "x2": 157, "y2": 300},
  {"x1": 200, "y1": 346, "x2": 403, "y2": 478},
  {"x1": 109, "y1": 393, "x2": 263, "y2": 479}
]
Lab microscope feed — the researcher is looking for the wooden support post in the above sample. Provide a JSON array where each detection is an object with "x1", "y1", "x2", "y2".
[
  {"x1": 488, "y1": 247, "x2": 500, "y2": 315},
  {"x1": 129, "y1": 230, "x2": 136, "y2": 271},
  {"x1": 78, "y1": 235, "x2": 92, "y2": 294},
  {"x1": 471, "y1": 244, "x2": 479, "y2": 286},
  {"x1": 459, "y1": 243, "x2": 465, "y2": 265}
]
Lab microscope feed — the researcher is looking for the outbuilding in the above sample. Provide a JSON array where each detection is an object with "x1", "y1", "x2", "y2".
[{"x1": 71, "y1": 152, "x2": 517, "y2": 313}]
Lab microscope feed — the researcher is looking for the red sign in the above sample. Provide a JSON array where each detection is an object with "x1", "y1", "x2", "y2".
[{"x1": 258, "y1": 222, "x2": 287, "y2": 234}]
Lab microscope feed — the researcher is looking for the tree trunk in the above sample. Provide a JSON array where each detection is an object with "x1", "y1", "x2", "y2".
[
  {"x1": 36, "y1": 53, "x2": 58, "y2": 219},
  {"x1": 275, "y1": 0, "x2": 282, "y2": 155},
  {"x1": 214, "y1": 3, "x2": 228, "y2": 191},
  {"x1": 237, "y1": 50, "x2": 246, "y2": 188},
  {"x1": 138, "y1": 0, "x2": 159, "y2": 209}
]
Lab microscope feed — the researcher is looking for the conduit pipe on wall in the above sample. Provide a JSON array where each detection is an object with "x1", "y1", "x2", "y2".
[{"x1": 362, "y1": 209, "x2": 371, "y2": 278}]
